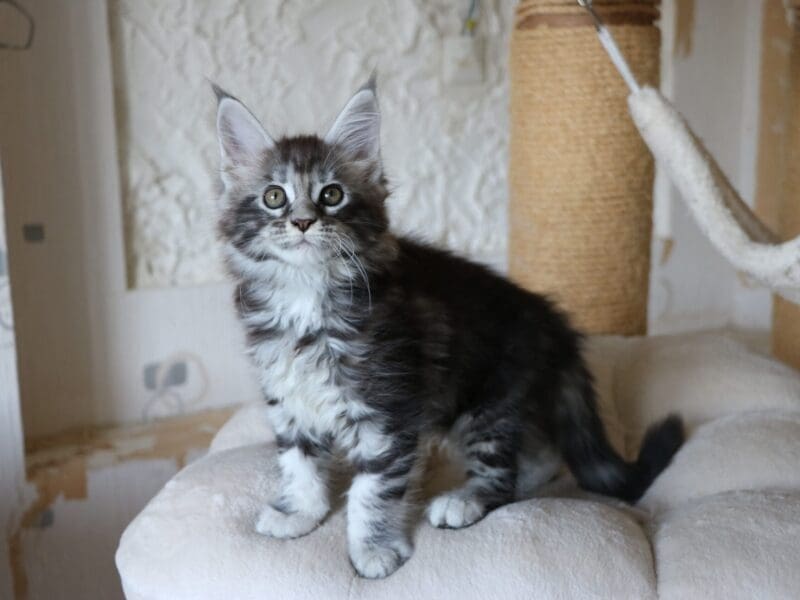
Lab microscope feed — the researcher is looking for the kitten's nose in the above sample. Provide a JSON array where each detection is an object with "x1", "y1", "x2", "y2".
[{"x1": 291, "y1": 218, "x2": 317, "y2": 233}]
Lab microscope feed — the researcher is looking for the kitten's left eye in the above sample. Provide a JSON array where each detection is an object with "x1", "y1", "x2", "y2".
[{"x1": 320, "y1": 184, "x2": 344, "y2": 207}]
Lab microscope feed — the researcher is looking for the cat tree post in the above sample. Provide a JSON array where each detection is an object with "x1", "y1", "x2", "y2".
[
  {"x1": 773, "y1": 1, "x2": 800, "y2": 370},
  {"x1": 508, "y1": 0, "x2": 660, "y2": 335}
]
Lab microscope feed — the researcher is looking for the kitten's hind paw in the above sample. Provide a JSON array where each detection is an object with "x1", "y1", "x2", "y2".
[
  {"x1": 427, "y1": 493, "x2": 486, "y2": 529},
  {"x1": 255, "y1": 503, "x2": 323, "y2": 539},
  {"x1": 349, "y1": 539, "x2": 412, "y2": 579}
]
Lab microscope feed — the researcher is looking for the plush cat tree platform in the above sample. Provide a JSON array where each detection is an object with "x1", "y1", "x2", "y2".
[{"x1": 116, "y1": 331, "x2": 800, "y2": 599}]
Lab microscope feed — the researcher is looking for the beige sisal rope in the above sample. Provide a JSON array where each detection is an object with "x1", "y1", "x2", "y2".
[
  {"x1": 509, "y1": 0, "x2": 660, "y2": 335},
  {"x1": 773, "y1": 2, "x2": 800, "y2": 370}
]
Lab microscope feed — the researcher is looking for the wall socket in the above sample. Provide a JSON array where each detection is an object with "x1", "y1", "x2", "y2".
[
  {"x1": 143, "y1": 360, "x2": 187, "y2": 390},
  {"x1": 23, "y1": 223, "x2": 45, "y2": 243}
]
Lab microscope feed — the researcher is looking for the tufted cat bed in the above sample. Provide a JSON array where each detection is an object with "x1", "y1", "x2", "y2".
[{"x1": 116, "y1": 331, "x2": 800, "y2": 599}]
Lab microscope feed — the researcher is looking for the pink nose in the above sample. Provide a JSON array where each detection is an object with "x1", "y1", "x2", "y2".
[{"x1": 291, "y1": 218, "x2": 316, "y2": 233}]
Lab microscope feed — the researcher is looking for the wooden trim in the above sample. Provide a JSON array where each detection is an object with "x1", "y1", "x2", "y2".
[{"x1": 755, "y1": 0, "x2": 793, "y2": 232}]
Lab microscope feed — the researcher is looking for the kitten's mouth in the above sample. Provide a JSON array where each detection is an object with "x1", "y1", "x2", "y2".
[{"x1": 288, "y1": 238, "x2": 316, "y2": 251}]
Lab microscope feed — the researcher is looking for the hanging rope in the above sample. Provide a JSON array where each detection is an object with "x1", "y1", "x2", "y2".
[{"x1": 577, "y1": 0, "x2": 800, "y2": 304}]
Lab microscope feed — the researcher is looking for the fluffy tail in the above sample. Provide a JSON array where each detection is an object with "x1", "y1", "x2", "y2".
[{"x1": 555, "y1": 363, "x2": 684, "y2": 503}]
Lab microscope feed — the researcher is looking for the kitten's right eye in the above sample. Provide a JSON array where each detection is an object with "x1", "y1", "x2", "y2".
[{"x1": 263, "y1": 186, "x2": 286, "y2": 209}]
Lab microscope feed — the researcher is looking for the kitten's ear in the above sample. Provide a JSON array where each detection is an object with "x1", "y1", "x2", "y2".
[
  {"x1": 324, "y1": 76, "x2": 381, "y2": 162},
  {"x1": 213, "y1": 84, "x2": 274, "y2": 167}
]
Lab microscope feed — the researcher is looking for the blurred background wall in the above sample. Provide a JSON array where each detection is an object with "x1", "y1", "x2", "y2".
[{"x1": 0, "y1": 0, "x2": 786, "y2": 441}]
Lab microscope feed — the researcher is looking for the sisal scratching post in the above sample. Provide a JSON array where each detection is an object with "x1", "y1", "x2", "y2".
[
  {"x1": 509, "y1": 0, "x2": 660, "y2": 335},
  {"x1": 773, "y1": 2, "x2": 800, "y2": 370}
]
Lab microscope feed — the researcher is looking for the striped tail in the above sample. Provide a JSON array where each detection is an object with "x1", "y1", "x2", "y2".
[{"x1": 555, "y1": 362, "x2": 684, "y2": 502}]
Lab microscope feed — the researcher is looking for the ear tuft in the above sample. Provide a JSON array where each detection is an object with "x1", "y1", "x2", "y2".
[
  {"x1": 363, "y1": 71, "x2": 377, "y2": 93},
  {"x1": 324, "y1": 77, "x2": 381, "y2": 163},
  {"x1": 215, "y1": 88, "x2": 274, "y2": 167},
  {"x1": 210, "y1": 82, "x2": 234, "y2": 103}
]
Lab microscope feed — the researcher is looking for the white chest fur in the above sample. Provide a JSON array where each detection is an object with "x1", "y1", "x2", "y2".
[
  {"x1": 251, "y1": 332, "x2": 350, "y2": 437},
  {"x1": 242, "y1": 264, "x2": 371, "y2": 448}
]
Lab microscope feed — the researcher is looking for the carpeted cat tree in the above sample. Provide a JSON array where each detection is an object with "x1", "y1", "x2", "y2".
[
  {"x1": 509, "y1": 0, "x2": 660, "y2": 336},
  {"x1": 773, "y1": 0, "x2": 800, "y2": 370},
  {"x1": 510, "y1": 0, "x2": 800, "y2": 369}
]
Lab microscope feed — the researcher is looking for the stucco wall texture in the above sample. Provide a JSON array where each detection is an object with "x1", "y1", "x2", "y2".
[{"x1": 110, "y1": 0, "x2": 513, "y2": 287}]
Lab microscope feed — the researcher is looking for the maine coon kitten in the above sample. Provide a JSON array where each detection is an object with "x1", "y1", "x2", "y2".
[{"x1": 213, "y1": 78, "x2": 684, "y2": 579}]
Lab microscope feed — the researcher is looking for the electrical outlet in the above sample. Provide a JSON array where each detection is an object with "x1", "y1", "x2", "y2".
[
  {"x1": 141, "y1": 354, "x2": 208, "y2": 421},
  {"x1": 23, "y1": 223, "x2": 45, "y2": 243},
  {"x1": 442, "y1": 35, "x2": 484, "y2": 86},
  {"x1": 144, "y1": 360, "x2": 188, "y2": 390},
  {"x1": 39, "y1": 508, "x2": 54, "y2": 528}
]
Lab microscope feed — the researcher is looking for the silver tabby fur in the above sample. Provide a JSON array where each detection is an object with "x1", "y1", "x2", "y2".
[{"x1": 213, "y1": 78, "x2": 684, "y2": 579}]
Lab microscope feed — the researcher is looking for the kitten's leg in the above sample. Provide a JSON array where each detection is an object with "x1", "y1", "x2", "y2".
[
  {"x1": 347, "y1": 434, "x2": 419, "y2": 579},
  {"x1": 427, "y1": 417, "x2": 518, "y2": 529},
  {"x1": 514, "y1": 424, "x2": 562, "y2": 499},
  {"x1": 256, "y1": 435, "x2": 330, "y2": 539}
]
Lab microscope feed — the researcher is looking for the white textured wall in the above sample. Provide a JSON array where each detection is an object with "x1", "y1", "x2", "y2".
[{"x1": 110, "y1": 0, "x2": 513, "y2": 287}]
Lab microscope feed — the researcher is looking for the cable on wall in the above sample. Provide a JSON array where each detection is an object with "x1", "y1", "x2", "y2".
[{"x1": 0, "y1": 0, "x2": 35, "y2": 51}]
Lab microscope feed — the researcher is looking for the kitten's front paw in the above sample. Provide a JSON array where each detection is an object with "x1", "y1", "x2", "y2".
[
  {"x1": 349, "y1": 539, "x2": 412, "y2": 579},
  {"x1": 427, "y1": 493, "x2": 485, "y2": 529},
  {"x1": 255, "y1": 503, "x2": 323, "y2": 539}
]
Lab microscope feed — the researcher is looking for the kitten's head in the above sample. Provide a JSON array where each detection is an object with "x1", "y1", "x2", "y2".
[{"x1": 214, "y1": 78, "x2": 390, "y2": 275}]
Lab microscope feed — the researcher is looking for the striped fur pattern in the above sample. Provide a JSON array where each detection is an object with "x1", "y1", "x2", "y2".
[{"x1": 213, "y1": 79, "x2": 684, "y2": 579}]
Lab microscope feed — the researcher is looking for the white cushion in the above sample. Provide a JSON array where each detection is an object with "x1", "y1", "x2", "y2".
[
  {"x1": 117, "y1": 442, "x2": 657, "y2": 600},
  {"x1": 604, "y1": 332, "x2": 800, "y2": 436},
  {"x1": 209, "y1": 401, "x2": 274, "y2": 453},
  {"x1": 653, "y1": 490, "x2": 800, "y2": 600},
  {"x1": 117, "y1": 331, "x2": 800, "y2": 599},
  {"x1": 640, "y1": 410, "x2": 800, "y2": 513}
]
